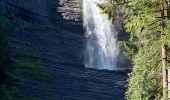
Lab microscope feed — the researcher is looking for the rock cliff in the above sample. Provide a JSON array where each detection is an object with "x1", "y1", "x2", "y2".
[
  {"x1": 0, "y1": 0, "x2": 129, "y2": 100},
  {"x1": 58, "y1": 0, "x2": 82, "y2": 21}
]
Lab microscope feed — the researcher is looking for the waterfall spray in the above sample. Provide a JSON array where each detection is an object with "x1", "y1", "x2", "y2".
[{"x1": 83, "y1": 0, "x2": 119, "y2": 70}]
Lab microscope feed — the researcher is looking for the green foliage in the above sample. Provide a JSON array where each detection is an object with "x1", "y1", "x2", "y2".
[
  {"x1": 164, "y1": 20, "x2": 170, "y2": 70},
  {"x1": 99, "y1": 0, "x2": 170, "y2": 99},
  {"x1": 97, "y1": 2, "x2": 116, "y2": 20},
  {"x1": 98, "y1": 0, "x2": 130, "y2": 21},
  {"x1": 0, "y1": 85, "x2": 21, "y2": 100},
  {"x1": 126, "y1": 42, "x2": 162, "y2": 100},
  {"x1": 164, "y1": 20, "x2": 170, "y2": 46},
  {"x1": 0, "y1": 13, "x2": 18, "y2": 100},
  {"x1": 13, "y1": 46, "x2": 52, "y2": 82},
  {"x1": 124, "y1": 0, "x2": 167, "y2": 99},
  {"x1": 0, "y1": 13, "x2": 51, "y2": 100}
]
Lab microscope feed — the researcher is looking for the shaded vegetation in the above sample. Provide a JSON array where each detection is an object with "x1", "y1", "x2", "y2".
[{"x1": 0, "y1": 13, "x2": 51, "y2": 100}]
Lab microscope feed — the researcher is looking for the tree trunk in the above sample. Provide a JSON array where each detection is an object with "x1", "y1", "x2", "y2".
[
  {"x1": 166, "y1": 0, "x2": 170, "y2": 99},
  {"x1": 162, "y1": 45, "x2": 167, "y2": 88},
  {"x1": 161, "y1": 0, "x2": 167, "y2": 98}
]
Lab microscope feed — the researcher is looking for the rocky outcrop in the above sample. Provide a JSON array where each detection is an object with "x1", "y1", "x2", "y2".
[
  {"x1": 58, "y1": 0, "x2": 82, "y2": 21},
  {"x1": 4, "y1": 0, "x2": 82, "y2": 23}
]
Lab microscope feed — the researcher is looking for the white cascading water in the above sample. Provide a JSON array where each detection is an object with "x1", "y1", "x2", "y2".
[{"x1": 83, "y1": 0, "x2": 119, "y2": 70}]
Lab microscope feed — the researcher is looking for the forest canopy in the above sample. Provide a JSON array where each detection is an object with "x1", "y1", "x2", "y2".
[{"x1": 99, "y1": 0, "x2": 170, "y2": 99}]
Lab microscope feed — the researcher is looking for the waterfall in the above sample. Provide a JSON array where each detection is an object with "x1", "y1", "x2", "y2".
[{"x1": 83, "y1": 0, "x2": 119, "y2": 70}]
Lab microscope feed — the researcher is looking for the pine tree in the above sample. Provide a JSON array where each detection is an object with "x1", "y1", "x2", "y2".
[{"x1": 99, "y1": 0, "x2": 170, "y2": 99}]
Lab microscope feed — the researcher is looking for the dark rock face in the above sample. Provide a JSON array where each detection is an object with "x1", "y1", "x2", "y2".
[{"x1": 1, "y1": 0, "x2": 129, "y2": 100}]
